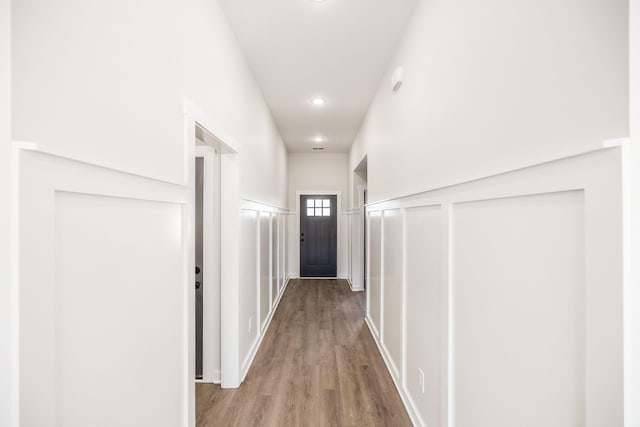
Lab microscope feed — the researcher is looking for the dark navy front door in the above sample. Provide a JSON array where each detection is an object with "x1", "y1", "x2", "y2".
[{"x1": 300, "y1": 195, "x2": 337, "y2": 277}]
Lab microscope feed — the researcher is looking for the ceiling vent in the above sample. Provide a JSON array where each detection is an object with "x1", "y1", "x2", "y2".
[{"x1": 313, "y1": 147, "x2": 325, "y2": 151}]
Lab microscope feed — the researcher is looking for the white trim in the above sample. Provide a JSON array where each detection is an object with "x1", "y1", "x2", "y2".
[
  {"x1": 242, "y1": 198, "x2": 291, "y2": 213},
  {"x1": 240, "y1": 276, "x2": 292, "y2": 380},
  {"x1": 15, "y1": 141, "x2": 186, "y2": 187},
  {"x1": 351, "y1": 184, "x2": 367, "y2": 292},
  {"x1": 269, "y1": 213, "x2": 274, "y2": 312},
  {"x1": 379, "y1": 211, "x2": 386, "y2": 345},
  {"x1": 238, "y1": 203, "x2": 290, "y2": 384},
  {"x1": 365, "y1": 317, "x2": 421, "y2": 426},
  {"x1": 14, "y1": 142, "x2": 190, "y2": 426},
  {"x1": 183, "y1": 97, "x2": 241, "y2": 155},
  {"x1": 259, "y1": 211, "x2": 271, "y2": 333},
  {"x1": 1, "y1": 4, "x2": 14, "y2": 424},
  {"x1": 255, "y1": 209, "x2": 262, "y2": 350},
  {"x1": 195, "y1": 369, "x2": 220, "y2": 384},
  {"x1": 442, "y1": 204, "x2": 453, "y2": 427},
  {"x1": 363, "y1": 144, "x2": 627, "y2": 426},
  {"x1": 401, "y1": 209, "x2": 408, "y2": 390},
  {"x1": 366, "y1": 139, "x2": 628, "y2": 210},
  {"x1": 346, "y1": 278, "x2": 362, "y2": 292},
  {"x1": 366, "y1": 209, "x2": 372, "y2": 329},
  {"x1": 184, "y1": 98, "x2": 241, "y2": 392},
  {"x1": 626, "y1": 3, "x2": 640, "y2": 425},
  {"x1": 9, "y1": 142, "x2": 19, "y2": 427}
]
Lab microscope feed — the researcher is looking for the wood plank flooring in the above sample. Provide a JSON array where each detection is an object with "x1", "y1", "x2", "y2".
[{"x1": 196, "y1": 279, "x2": 411, "y2": 427}]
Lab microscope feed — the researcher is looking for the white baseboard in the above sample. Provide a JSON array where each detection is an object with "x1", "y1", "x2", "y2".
[
  {"x1": 347, "y1": 278, "x2": 364, "y2": 292},
  {"x1": 195, "y1": 369, "x2": 221, "y2": 384},
  {"x1": 240, "y1": 276, "x2": 292, "y2": 381},
  {"x1": 365, "y1": 316, "x2": 423, "y2": 427}
]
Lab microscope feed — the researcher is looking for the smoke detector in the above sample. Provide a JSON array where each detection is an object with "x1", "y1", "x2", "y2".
[{"x1": 391, "y1": 66, "x2": 404, "y2": 92}]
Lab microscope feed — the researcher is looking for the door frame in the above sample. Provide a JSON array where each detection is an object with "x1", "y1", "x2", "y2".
[
  {"x1": 184, "y1": 97, "x2": 242, "y2": 406},
  {"x1": 359, "y1": 184, "x2": 367, "y2": 291},
  {"x1": 294, "y1": 190, "x2": 341, "y2": 278},
  {"x1": 194, "y1": 146, "x2": 219, "y2": 384}
]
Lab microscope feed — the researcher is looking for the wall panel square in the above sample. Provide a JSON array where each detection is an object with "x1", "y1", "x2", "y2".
[
  {"x1": 405, "y1": 205, "x2": 442, "y2": 426},
  {"x1": 452, "y1": 191, "x2": 585, "y2": 427},
  {"x1": 382, "y1": 209, "x2": 403, "y2": 379}
]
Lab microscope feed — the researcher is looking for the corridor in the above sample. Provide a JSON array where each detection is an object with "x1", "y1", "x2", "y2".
[
  {"x1": 3, "y1": 0, "x2": 638, "y2": 426},
  {"x1": 196, "y1": 280, "x2": 411, "y2": 426}
]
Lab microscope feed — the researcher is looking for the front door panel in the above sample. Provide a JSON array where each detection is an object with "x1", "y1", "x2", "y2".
[{"x1": 300, "y1": 195, "x2": 337, "y2": 277}]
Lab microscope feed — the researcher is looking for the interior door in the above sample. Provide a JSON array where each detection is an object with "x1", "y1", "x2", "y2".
[
  {"x1": 195, "y1": 157, "x2": 204, "y2": 380},
  {"x1": 300, "y1": 195, "x2": 337, "y2": 277}
]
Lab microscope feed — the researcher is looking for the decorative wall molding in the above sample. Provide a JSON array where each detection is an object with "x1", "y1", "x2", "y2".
[
  {"x1": 15, "y1": 141, "x2": 187, "y2": 187},
  {"x1": 238, "y1": 200, "x2": 291, "y2": 385},
  {"x1": 366, "y1": 139, "x2": 628, "y2": 210},
  {"x1": 364, "y1": 142, "x2": 628, "y2": 427},
  {"x1": 14, "y1": 142, "x2": 191, "y2": 427},
  {"x1": 241, "y1": 198, "x2": 292, "y2": 214},
  {"x1": 241, "y1": 276, "x2": 292, "y2": 380}
]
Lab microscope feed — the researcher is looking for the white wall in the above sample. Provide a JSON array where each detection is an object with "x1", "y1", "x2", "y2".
[
  {"x1": 0, "y1": 0, "x2": 12, "y2": 425},
  {"x1": 352, "y1": 0, "x2": 630, "y2": 425},
  {"x1": 365, "y1": 147, "x2": 625, "y2": 426},
  {"x1": 12, "y1": 0, "x2": 288, "y2": 206},
  {"x1": 627, "y1": 1, "x2": 640, "y2": 424},
  {"x1": 180, "y1": 0, "x2": 288, "y2": 206},
  {"x1": 288, "y1": 153, "x2": 348, "y2": 208},
  {"x1": 350, "y1": 0, "x2": 628, "y2": 204},
  {"x1": 11, "y1": 0, "x2": 288, "y2": 425},
  {"x1": 288, "y1": 153, "x2": 350, "y2": 279},
  {"x1": 55, "y1": 193, "x2": 185, "y2": 426}
]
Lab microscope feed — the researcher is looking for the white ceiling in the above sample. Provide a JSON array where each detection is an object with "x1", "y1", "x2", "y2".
[{"x1": 219, "y1": 0, "x2": 418, "y2": 153}]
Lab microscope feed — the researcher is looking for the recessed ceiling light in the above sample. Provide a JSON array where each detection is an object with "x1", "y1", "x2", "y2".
[
  {"x1": 313, "y1": 136, "x2": 324, "y2": 143},
  {"x1": 310, "y1": 97, "x2": 326, "y2": 106}
]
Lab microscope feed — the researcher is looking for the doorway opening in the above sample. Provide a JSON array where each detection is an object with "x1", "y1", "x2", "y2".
[
  {"x1": 185, "y1": 98, "x2": 241, "y2": 399},
  {"x1": 353, "y1": 155, "x2": 368, "y2": 292},
  {"x1": 193, "y1": 138, "x2": 221, "y2": 384},
  {"x1": 300, "y1": 194, "x2": 338, "y2": 277}
]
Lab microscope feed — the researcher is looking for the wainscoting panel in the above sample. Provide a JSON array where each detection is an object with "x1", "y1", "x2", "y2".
[
  {"x1": 350, "y1": 209, "x2": 364, "y2": 291},
  {"x1": 338, "y1": 212, "x2": 352, "y2": 279},
  {"x1": 362, "y1": 142, "x2": 626, "y2": 426},
  {"x1": 238, "y1": 209, "x2": 259, "y2": 368},
  {"x1": 404, "y1": 205, "x2": 442, "y2": 427},
  {"x1": 381, "y1": 209, "x2": 403, "y2": 381},
  {"x1": 453, "y1": 191, "x2": 585, "y2": 427},
  {"x1": 239, "y1": 201, "x2": 291, "y2": 380},
  {"x1": 259, "y1": 212, "x2": 271, "y2": 330},
  {"x1": 279, "y1": 214, "x2": 286, "y2": 293},
  {"x1": 17, "y1": 145, "x2": 189, "y2": 427},
  {"x1": 367, "y1": 211, "x2": 382, "y2": 337},
  {"x1": 54, "y1": 193, "x2": 184, "y2": 426},
  {"x1": 271, "y1": 214, "x2": 279, "y2": 309}
]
